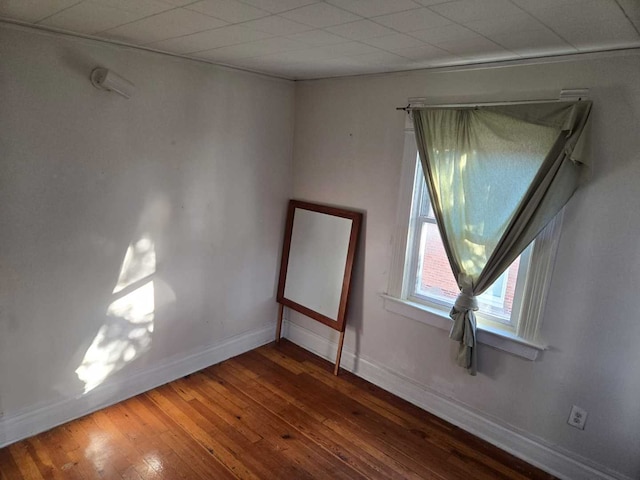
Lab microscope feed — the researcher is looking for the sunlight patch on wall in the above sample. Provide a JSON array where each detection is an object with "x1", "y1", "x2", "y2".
[
  {"x1": 107, "y1": 281, "x2": 155, "y2": 328},
  {"x1": 113, "y1": 236, "x2": 156, "y2": 294},
  {"x1": 76, "y1": 236, "x2": 156, "y2": 394}
]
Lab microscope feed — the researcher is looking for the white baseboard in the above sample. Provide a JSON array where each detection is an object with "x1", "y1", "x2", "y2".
[
  {"x1": 283, "y1": 320, "x2": 631, "y2": 480},
  {"x1": 0, "y1": 324, "x2": 275, "y2": 449}
]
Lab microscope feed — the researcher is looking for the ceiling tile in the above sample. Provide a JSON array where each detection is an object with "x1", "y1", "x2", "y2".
[
  {"x1": 429, "y1": 0, "x2": 525, "y2": 24},
  {"x1": 325, "y1": 19, "x2": 396, "y2": 40},
  {"x1": 103, "y1": 8, "x2": 228, "y2": 44},
  {"x1": 228, "y1": 55, "x2": 289, "y2": 70},
  {"x1": 236, "y1": 0, "x2": 318, "y2": 14},
  {"x1": 0, "y1": 0, "x2": 82, "y2": 23},
  {"x1": 159, "y1": 0, "x2": 200, "y2": 5},
  {"x1": 238, "y1": 14, "x2": 313, "y2": 34},
  {"x1": 186, "y1": 0, "x2": 270, "y2": 23},
  {"x1": 616, "y1": 0, "x2": 640, "y2": 32},
  {"x1": 561, "y1": 19, "x2": 640, "y2": 50},
  {"x1": 362, "y1": 33, "x2": 425, "y2": 51},
  {"x1": 351, "y1": 50, "x2": 408, "y2": 64},
  {"x1": 293, "y1": 41, "x2": 381, "y2": 60},
  {"x1": 285, "y1": 29, "x2": 348, "y2": 45},
  {"x1": 511, "y1": 0, "x2": 601, "y2": 15},
  {"x1": 39, "y1": 3, "x2": 146, "y2": 34},
  {"x1": 409, "y1": 24, "x2": 478, "y2": 44},
  {"x1": 231, "y1": 53, "x2": 363, "y2": 78},
  {"x1": 410, "y1": 54, "x2": 468, "y2": 67},
  {"x1": 321, "y1": 41, "x2": 381, "y2": 57},
  {"x1": 413, "y1": 0, "x2": 451, "y2": 5},
  {"x1": 233, "y1": 49, "x2": 330, "y2": 72},
  {"x1": 324, "y1": 0, "x2": 421, "y2": 18},
  {"x1": 87, "y1": 0, "x2": 175, "y2": 16},
  {"x1": 191, "y1": 50, "x2": 239, "y2": 63},
  {"x1": 290, "y1": 61, "x2": 359, "y2": 78},
  {"x1": 394, "y1": 44, "x2": 450, "y2": 61},
  {"x1": 374, "y1": 8, "x2": 452, "y2": 32},
  {"x1": 525, "y1": 0, "x2": 640, "y2": 50},
  {"x1": 198, "y1": 36, "x2": 305, "y2": 59},
  {"x1": 436, "y1": 35, "x2": 512, "y2": 57},
  {"x1": 513, "y1": 0, "x2": 592, "y2": 6},
  {"x1": 489, "y1": 28, "x2": 576, "y2": 56},
  {"x1": 242, "y1": 49, "x2": 322, "y2": 64},
  {"x1": 523, "y1": 0, "x2": 632, "y2": 28},
  {"x1": 464, "y1": 13, "x2": 545, "y2": 37},
  {"x1": 349, "y1": 50, "x2": 410, "y2": 69},
  {"x1": 150, "y1": 24, "x2": 273, "y2": 53},
  {"x1": 280, "y1": 3, "x2": 361, "y2": 28}
]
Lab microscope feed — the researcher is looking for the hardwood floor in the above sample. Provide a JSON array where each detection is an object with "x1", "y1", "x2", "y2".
[{"x1": 0, "y1": 340, "x2": 555, "y2": 479}]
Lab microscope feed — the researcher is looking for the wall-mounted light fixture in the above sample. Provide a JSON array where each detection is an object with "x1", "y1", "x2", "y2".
[{"x1": 90, "y1": 67, "x2": 135, "y2": 99}]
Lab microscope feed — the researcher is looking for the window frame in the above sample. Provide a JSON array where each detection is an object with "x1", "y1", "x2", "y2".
[{"x1": 384, "y1": 116, "x2": 564, "y2": 359}]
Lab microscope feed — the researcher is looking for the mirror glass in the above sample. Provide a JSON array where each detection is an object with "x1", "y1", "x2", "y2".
[{"x1": 283, "y1": 208, "x2": 353, "y2": 321}]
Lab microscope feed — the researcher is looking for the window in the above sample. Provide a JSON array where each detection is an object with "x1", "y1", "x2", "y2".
[
  {"x1": 406, "y1": 157, "x2": 531, "y2": 335},
  {"x1": 385, "y1": 118, "x2": 563, "y2": 357}
]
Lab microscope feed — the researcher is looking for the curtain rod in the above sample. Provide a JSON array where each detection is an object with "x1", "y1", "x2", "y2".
[
  {"x1": 395, "y1": 91, "x2": 589, "y2": 111},
  {"x1": 396, "y1": 98, "x2": 560, "y2": 111}
]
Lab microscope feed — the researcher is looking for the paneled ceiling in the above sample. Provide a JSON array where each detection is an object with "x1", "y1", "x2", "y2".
[{"x1": 1, "y1": 0, "x2": 639, "y2": 79}]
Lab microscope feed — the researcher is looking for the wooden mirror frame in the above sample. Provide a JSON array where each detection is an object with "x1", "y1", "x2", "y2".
[{"x1": 275, "y1": 200, "x2": 362, "y2": 374}]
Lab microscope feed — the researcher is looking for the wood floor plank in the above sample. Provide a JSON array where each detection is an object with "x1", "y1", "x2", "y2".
[
  {"x1": 183, "y1": 397, "x2": 295, "y2": 479},
  {"x1": 208, "y1": 366, "x2": 370, "y2": 480},
  {"x1": 174, "y1": 377, "x2": 263, "y2": 444},
  {"x1": 0, "y1": 340, "x2": 556, "y2": 480},
  {"x1": 66, "y1": 413, "x2": 130, "y2": 479},
  {"x1": 0, "y1": 447, "x2": 24, "y2": 480},
  {"x1": 146, "y1": 386, "x2": 260, "y2": 480},
  {"x1": 119, "y1": 396, "x2": 169, "y2": 437},
  {"x1": 37, "y1": 427, "x2": 87, "y2": 480},
  {"x1": 190, "y1": 370, "x2": 252, "y2": 411},
  {"x1": 9, "y1": 443, "x2": 46, "y2": 480},
  {"x1": 213, "y1": 361, "x2": 328, "y2": 424},
  {"x1": 275, "y1": 343, "x2": 553, "y2": 480},
  {"x1": 274, "y1": 339, "x2": 548, "y2": 480},
  {"x1": 270, "y1": 350, "x2": 525, "y2": 480},
  {"x1": 131, "y1": 394, "x2": 238, "y2": 480},
  {"x1": 207, "y1": 363, "x2": 413, "y2": 480},
  {"x1": 221, "y1": 355, "x2": 457, "y2": 480},
  {"x1": 100, "y1": 403, "x2": 182, "y2": 479},
  {"x1": 227, "y1": 353, "x2": 458, "y2": 480},
  {"x1": 24, "y1": 437, "x2": 69, "y2": 480},
  {"x1": 156, "y1": 430, "x2": 232, "y2": 480},
  {"x1": 232, "y1": 349, "x2": 499, "y2": 480},
  {"x1": 276, "y1": 397, "x2": 424, "y2": 480}
]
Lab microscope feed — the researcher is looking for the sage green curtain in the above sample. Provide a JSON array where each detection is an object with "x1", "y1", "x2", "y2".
[{"x1": 412, "y1": 101, "x2": 592, "y2": 375}]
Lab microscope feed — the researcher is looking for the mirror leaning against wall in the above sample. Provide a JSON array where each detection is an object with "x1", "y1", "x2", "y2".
[{"x1": 275, "y1": 200, "x2": 362, "y2": 375}]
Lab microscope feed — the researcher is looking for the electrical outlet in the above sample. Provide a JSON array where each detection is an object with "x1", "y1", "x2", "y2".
[{"x1": 568, "y1": 405, "x2": 588, "y2": 430}]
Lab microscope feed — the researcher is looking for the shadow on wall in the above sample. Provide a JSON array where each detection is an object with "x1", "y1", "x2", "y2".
[{"x1": 347, "y1": 211, "x2": 366, "y2": 369}]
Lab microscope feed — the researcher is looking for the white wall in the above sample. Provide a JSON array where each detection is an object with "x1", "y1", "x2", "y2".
[
  {"x1": 0, "y1": 24, "x2": 293, "y2": 432},
  {"x1": 291, "y1": 53, "x2": 640, "y2": 479}
]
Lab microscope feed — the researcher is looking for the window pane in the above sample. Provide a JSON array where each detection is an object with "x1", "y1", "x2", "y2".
[
  {"x1": 416, "y1": 222, "x2": 458, "y2": 303},
  {"x1": 417, "y1": 179, "x2": 435, "y2": 219},
  {"x1": 415, "y1": 221, "x2": 521, "y2": 323}
]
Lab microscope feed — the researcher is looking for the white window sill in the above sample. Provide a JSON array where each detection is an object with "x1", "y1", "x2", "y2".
[{"x1": 380, "y1": 294, "x2": 546, "y2": 360}]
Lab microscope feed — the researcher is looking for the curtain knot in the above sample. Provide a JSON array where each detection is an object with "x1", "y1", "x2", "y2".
[
  {"x1": 455, "y1": 273, "x2": 478, "y2": 311},
  {"x1": 454, "y1": 291, "x2": 478, "y2": 311}
]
